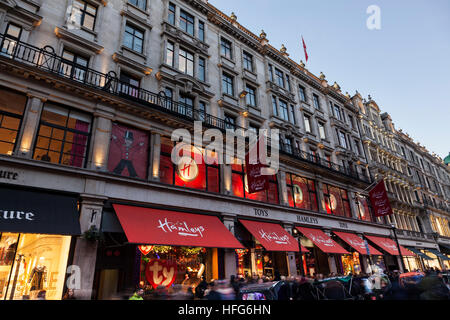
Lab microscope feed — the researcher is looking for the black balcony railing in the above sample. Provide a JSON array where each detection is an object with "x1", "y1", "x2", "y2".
[
  {"x1": 0, "y1": 34, "x2": 240, "y2": 132},
  {"x1": 279, "y1": 142, "x2": 372, "y2": 183}
]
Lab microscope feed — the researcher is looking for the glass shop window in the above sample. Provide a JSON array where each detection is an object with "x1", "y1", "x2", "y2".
[
  {"x1": 33, "y1": 103, "x2": 91, "y2": 168},
  {"x1": 0, "y1": 88, "x2": 27, "y2": 155}
]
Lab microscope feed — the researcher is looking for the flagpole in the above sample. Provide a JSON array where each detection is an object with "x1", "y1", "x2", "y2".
[{"x1": 363, "y1": 178, "x2": 382, "y2": 192}]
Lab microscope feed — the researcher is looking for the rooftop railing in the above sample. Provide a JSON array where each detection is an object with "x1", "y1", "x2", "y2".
[{"x1": 0, "y1": 33, "x2": 240, "y2": 132}]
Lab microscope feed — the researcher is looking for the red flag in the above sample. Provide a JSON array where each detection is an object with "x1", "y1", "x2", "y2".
[
  {"x1": 368, "y1": 180, "x2": 393, "y2": 217},
  {"x1": 302, "y1": 36, "x2": 308, "y2": 63},
  {"x1": 245, "y1": 138, "x2": 269, "y2": 194}
]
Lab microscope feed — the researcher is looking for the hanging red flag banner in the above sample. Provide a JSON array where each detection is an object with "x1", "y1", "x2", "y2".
[
  {"x1": 369, "y1": 180, "x2": 393, "y2": 217},
  {"x1": 245, "y1": 138, "x2": 269, "y2": 194},
  {"x1": 302, "y1": 36, "x2": 309, "y2": 63}
]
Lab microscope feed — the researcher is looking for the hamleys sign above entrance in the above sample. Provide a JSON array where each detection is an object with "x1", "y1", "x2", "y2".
[{"x1": 113, "y1": 204, "x2": 243, "y2": 249}]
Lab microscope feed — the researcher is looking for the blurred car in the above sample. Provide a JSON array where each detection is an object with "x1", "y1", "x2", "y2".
[{"x1": 238, "y1": 281, "x2": 291, "y2": 301}]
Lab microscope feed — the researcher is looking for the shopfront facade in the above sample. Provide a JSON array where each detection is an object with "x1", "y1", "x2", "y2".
[{"x1": 0, "y1": 185, "x2": 80, "y2": 300}]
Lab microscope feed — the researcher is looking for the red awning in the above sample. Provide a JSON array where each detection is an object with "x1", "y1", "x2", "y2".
[
  {"x1": 113, "y1": 204, "x2": 243, "y2": 249},
  {"x1": 240, "y1": 220, "x2": 306, "y2": 252},
  {"x1": 333, "y1": 231, "x2": 383, "y2": 255},
  {"x1": 365, "y1": 235, "x2": 414, "y2": 256},
  {"x1": 296, "y1": 227, "x2": 348, "y2": 254}
]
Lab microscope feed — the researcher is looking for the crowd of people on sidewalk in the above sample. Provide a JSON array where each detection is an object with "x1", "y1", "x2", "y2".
[{"x1": 118, "y1": 267, "x2": 449, "y2": 301}]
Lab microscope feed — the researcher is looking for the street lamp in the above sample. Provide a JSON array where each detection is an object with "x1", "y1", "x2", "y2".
[
  {"x1": 391, "y1": 224, "x2": 406, "y2": 272},
  {"x1": 293, "y1": 228, "x2": 305, "y2": 277}
]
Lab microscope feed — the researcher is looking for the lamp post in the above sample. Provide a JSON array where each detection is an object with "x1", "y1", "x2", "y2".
[
  {"x1": 293, "y1": 228, "x2": 305, "y2": 276},
  {"x1": 391, "y1": 224, "x2": 406, "y2": 272}
]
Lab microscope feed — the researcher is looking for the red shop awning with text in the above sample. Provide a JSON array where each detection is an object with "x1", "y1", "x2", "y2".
[
  {"x1": 240, "y1": 220, "x2": 307, "y2": 252},
  {"x1": 296, "y1": 227, "x2": 349, "y2": 254},
  {"x1": 113, "y1": 204, "x2": 244, "y2": 249},
  {"x1": 333, "y1": 231, "x2": 383, "y2": 256},
  {"x1": 365, "y1": 235, "x2": 414, "y2": 256}
]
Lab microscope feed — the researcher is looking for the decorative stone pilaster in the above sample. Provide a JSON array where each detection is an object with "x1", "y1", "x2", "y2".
[
  {"x1": 283, "y1": 224, "x2": 298, "y2": 277},
  {"x1": 222, "y1": 215, "x2": 238, "y2": 279},
  {"x1": 71, "y1": 195, "x2": 107, "y2": 300},
  {"x1": 16, "y1": 95, "x2": 46, "y2": 157}
]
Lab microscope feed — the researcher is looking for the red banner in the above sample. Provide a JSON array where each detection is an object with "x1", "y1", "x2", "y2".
[
  {"x1": 245, "y1": 138, "x2": 269, "y2": 194},
  {"x1": 369, "y1": 180, "x2": 393, "y2": 217}
]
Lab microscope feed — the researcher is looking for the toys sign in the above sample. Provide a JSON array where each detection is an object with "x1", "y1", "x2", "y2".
[{"x1": 145, "y1": 259, "x2": 177, "y2": 289}]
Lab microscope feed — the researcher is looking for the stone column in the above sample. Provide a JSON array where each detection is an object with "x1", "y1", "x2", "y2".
[
  {"x1": 15, "y1": 95, "x2": 46, "y2": 158},
  {"x1": 316, "y1": 180, "x2": 327, "y2": 214},
  {"x1": 278, "y1": 170, "x2": 288, "y2": 206},
  {"x1": 71, "y1": 195, "x2": 106, "y2": 300},
  {"x1": 222, "y1": 164, "x2": 232, "y2": 195},
  {"x1": 150, "y1": 132, "x2": 161, "y2": 181},
  {"x1": 348, "y1": 190, "x2": 360, "y2": 220},
  {"x1": 283, "y1": 224, "x2": 297, "y2": 277},
  {"x1": 88, "y1": 115, "x2": 112, "y2": 170},
  {"x1": 222, "y1": 215, "x2": 237, "y2": 279}
]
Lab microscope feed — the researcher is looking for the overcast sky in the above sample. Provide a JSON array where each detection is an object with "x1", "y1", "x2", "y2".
[{"x1": 212, "y1": 0, "x2": 450, "y2": 159}]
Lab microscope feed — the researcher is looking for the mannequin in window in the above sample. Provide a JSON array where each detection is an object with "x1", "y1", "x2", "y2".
[{"x1": 28, "y1": 258, "x2": 47, "y2": 292}]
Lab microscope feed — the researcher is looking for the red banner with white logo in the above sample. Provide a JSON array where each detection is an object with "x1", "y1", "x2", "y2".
[
  {"x1": 113, "y1": 204, "x2": 243, "y2": 249},
  {"x1": 369, "y1": 180, "x2": 393, "y2": 217},
  {"x1": 240, "y1": 220, "x2": 307, "y2": 252},
  {"x1": 333, "y1": 231, "x2": 382, "y2": 255},
  {"x1": 245, "y1": 138, "x2": 269, "y2": 194},
  {"x1": 296, "y1": 227, "x2": 348, "y2": 254}
]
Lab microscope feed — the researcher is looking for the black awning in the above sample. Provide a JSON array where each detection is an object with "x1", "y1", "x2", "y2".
[
  {"x1": 406, "y1": 247, "x2": 433, "y2": 261},
  {"x1": 0, "y1": 186, "x2": 80, "y2": 235},
  {"x1": 100, "y1": 210, "x2": 124, "y2": 233},
  {"x1": 426, "y1": 249, "x2": 450, "y2": 261},
  {"x1": 438, "y1": 244, "x2": 450, "y2": 255}
]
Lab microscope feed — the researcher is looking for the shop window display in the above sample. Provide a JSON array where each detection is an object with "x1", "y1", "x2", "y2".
[
  {"x1": 231, "y1": 159, "x2": 279, "y2": 204},
  {"x1": 0, "y1": 233, "x2": 71, "y2": 300},
  {"x1": 137, "y1": 246, "x2": 214, "y2": 292},
  {"x1": 322, "y1": 183, "x2": 351, "y2": 218},
  {"x1": 160, "y1": 137, "x2": 220, "y2": 193},
  {"x1": 356, "y1": 195, "x2": 375, "y2": 222},
  {"x1": 107, "y1": 123, "x2": 149, "y2": 179},
  {"x1": 340, "y1": 252, "x2": 362, "y2": 275},
  {"x1": 286, "y1": 173, "x2": 318, "y2": 211}
]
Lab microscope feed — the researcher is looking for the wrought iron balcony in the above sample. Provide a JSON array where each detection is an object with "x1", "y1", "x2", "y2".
[
  {"x1": 279, "y1": 142, "x2": 372, "y2": 184},
  {"x1": 0, "y1": 33, "x2": 240, "y2": 132}
]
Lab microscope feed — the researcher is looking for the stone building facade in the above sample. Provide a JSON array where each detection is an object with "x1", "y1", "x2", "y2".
[{"x1": 0, "y1": 0, "x2": 448, "y2": 300}]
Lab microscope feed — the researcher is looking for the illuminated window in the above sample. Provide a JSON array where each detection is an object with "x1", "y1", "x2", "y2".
[
  {"x1": 159, "y1": 137, "x2": 220, "y2": 193},
  {"x1": 356, "y1": 195, "x2": 375, "y2": 222},
  {"x1": 286, "y1": 173, "x2": 318, "y2": 211},
  {"x1": 322, "y1": 183, "x2": 351, "y2": 218},
  {"x1": 33, "y1": 103, "x2": 91, "y2": 168},
  {"x1": 0, "y1": 233, "x2": 71, "y2": 300},
  {"x1": 0, "y1": 88, "x2": 26, "y2": 155},
  {"x1": 231, "y1": 159, "x2": 279, "y2": 204}
]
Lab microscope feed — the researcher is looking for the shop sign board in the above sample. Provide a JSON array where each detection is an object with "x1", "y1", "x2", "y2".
[{"x1": 0, "y1": 169, "x2": 19, "y2": 181}]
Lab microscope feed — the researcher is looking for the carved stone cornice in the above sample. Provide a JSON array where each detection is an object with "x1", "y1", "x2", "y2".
[{"x1": 55, "y1": 27, "x2": 104, "y2": 54}]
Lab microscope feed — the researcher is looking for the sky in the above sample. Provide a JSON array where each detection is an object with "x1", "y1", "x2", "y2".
[{"x1": 211, "y1": 0, "x2": 450, "y2": 159}]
